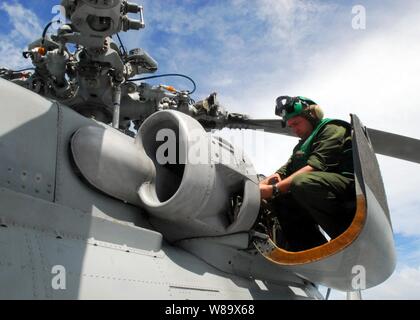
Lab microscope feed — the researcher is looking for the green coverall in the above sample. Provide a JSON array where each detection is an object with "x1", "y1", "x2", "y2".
[{"x1": 272, "y1": 120, "x2": 355, "y2": 251}]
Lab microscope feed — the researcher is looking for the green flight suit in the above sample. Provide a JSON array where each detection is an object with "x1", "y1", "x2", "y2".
[{"x1": 271, "y1": 120, "x2": 356, "y2": 251}]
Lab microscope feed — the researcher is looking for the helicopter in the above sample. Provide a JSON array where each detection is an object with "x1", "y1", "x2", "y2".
[{"x1": 1, "y1": 0, "x2": 420, "y2": 300}]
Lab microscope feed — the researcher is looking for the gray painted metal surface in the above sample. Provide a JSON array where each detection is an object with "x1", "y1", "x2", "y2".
[
  {"x1": 0, "y1": 78, "x2": 322, "y2": 299},
  {"x1": 0, "y1": 80, "x2": 57, "y2": 202},
  {"x1": 278, "y1": 185, "x2": 395, "y2": 291},
  {"x1": 71, "y1": 125, "x2": 154, "y2": 206},
  {"x1": 368, "y1": 128, "x2": 420, "y2": 164},
  {"x1": 0, "y1": 185, "x2": 318, "y2": 300}
]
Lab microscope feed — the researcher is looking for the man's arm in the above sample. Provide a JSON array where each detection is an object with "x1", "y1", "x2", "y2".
[
  {"x1": 260, "y1": 165, "x2": 315, "y2": 199},
  {"x1": 276, "y1": 165, "x2": 315, "y2": 193}
]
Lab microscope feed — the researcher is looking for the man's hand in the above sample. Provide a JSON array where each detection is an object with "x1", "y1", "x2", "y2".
[
  {"x1": 260, "y1": 173, "x2": 281, "y2": 200},
  {"x1": 260, "y1": 184, "x2": 274, "y2": 200},
  {"x1": 260, "y1": 173, "x2": 281, "y2": 186}
]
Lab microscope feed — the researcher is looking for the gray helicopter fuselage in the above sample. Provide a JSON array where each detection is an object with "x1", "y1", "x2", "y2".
[{"x1": 0, "y1": 78, "x2": 321, "y2": 300}]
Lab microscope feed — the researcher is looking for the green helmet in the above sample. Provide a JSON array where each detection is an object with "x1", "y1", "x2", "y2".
[{"x1": 275, "y1": 96, "x2": 323, "y2": 125}]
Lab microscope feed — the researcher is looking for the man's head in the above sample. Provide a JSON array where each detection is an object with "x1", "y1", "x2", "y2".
[
  {"x1": 275, "y1": 96, "x2": 324, "y2": 138},
  {"x1": 286, "y1": 115, "x2": 314, "y2": 140}
]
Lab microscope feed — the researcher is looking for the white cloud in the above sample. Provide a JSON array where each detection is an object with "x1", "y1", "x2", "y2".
[
  {"x1": 362, "y1": 265, "x2": 420, "y2": 300},
  {"x1": 253, "y1": 0, "x2": 336, "y2": 47},
  {"x1": 128, "y1": 0, "x2": 339, "y2": 100},
  {"x1": 292, "y1": 28, "x2": 420, "y2": 137},
  {"x1": 0, "y1": 2, "x2": 43, "y2": 69},
  {"x1": 0, "y1": 38, "x2": 31, "y2": 70},
  {"x1": 0, "y1": 2, "x2": 43, "y2": 42},
  {"x1": 398, "y1": 242, "x2": 420, "y2": 267},
  {"x1": 319, "y1": 264, "x2": 420, "y2": 300},
  {"x1": 379, "y1": 157, "x2": 420, "y2": 237}
]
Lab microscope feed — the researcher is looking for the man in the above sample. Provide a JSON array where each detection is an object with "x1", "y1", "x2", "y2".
[{"x1": 259, "y1": 96, "x2": 355, "y2": 252}]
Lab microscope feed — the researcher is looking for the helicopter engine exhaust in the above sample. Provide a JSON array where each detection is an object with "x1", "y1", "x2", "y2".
[
  {"x1": 71, "y1": 110, "x2": 260, "y2": 242},
  {"x1": 137, "y1": 110, "x2": 260, "y2": 242}
]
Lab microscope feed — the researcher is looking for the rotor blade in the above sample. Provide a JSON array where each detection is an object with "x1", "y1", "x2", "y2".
[
  {"x1": 367, "y1": 128, "x2": 420, "y2": 164},
  {"x1": 223, "y1": 118, "x2": 295, "y2": 137},
  {"x1": 219, "y1": 116, "x2": 420, "y2": 164}
]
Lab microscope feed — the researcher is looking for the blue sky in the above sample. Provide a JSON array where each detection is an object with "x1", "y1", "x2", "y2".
[{"x1": 1, "y1": 0, "x2": 420, "y2": 299}]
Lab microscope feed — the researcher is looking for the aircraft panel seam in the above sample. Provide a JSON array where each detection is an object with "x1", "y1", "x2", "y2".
[
  {"x1": 1, "y1": 222, "x2": 163, "y2": 257},
  {"x1": 23, "y1": 231, "x2": 37, "y2": 299},
  {"x1": 53, "y1": 102, "x2": 63, "y2": 203}
]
